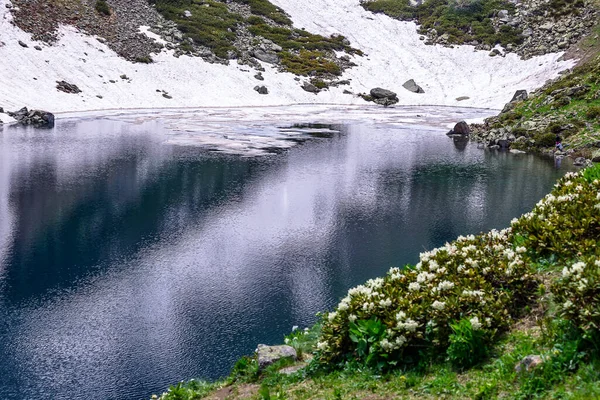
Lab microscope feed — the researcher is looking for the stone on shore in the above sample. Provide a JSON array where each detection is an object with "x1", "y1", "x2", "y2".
[{"x1": 256, "y1": 344, "x2": 297, "y2": 370}]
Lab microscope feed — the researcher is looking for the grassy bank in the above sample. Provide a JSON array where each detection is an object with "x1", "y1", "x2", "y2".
[{"x1": 153, "y1": 163, "x2": 600, "y2": 399}]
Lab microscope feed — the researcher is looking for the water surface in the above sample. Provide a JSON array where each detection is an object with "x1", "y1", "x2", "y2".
[{"x1": 0, "y1": 107, "x2": 572, "y2": 399}]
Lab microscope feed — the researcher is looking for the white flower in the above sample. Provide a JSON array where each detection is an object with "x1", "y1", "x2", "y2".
[
  {"x1": 292, "y1": 325, "x2": 298, "y2": 331},
  {"x1": 562, "y1": 267, "x2": 571, "y2": 278},
  {"x1": 317, "y1": 341, "x2": 329, "y2": 351},
  {"x1": 595, "y1": 260, "x2": 600, "y2": 267},
  {"x1": 516, "y1": 246, "x2": 527, "y2": 254},
  {"x1": 432, "y1": 301, "x2": 445, "y2": 311},
  {"x1": 397, "y1": 318, "x2": 420, "y2": 332},
  {"x1": 328, "y1": 312, "x2": 337, "y2": 322},
  {"x1": 366, "y1": 277, "x2": 384, "y2": 289},
  {"x1": 396, "y1": 311, "x2": 406, "y2": 321},
  {"x1": 563, "y1": 300, "x2": 573, "y2": 309},
  {"x1": 470, "y1": 316, "x2": 482, "y2": 330},
  {"x1": 395, "y1": 335, "x2": 407, "y2": 346},
  {"x1": 428, "y1": 260, "x2": 440, "y2": 272},
  {"x1": 379, "y1": 298, "x2": 392, "y2": 307},
  {"x1": 408, "y1": 282, "x2": 421, "y2": 291},
  {"x1": 380, "y1": 338, "x2": 393, "y2": 352},
  {"x1": 511, "y1": 218, "x2": 519, "y2": 225},
  {"x1": 571, "y1": 262, "x2": 586, "y2": 274},
  {"x1": 437, "y1": 280, "x2": 455, "y2": 291},
  {"x1": 348, "y1": 314, "x2": 357, "y2": 323}
]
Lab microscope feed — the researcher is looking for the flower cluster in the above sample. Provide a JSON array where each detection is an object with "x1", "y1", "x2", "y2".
[
  {"x1": 553, "y1": 257, "x2": 600, "y2": 336},
  {"x1": 511, "y1": 169, "x2": 600, "y2": 258},
  {"x1": 316, "y1": 228, "x2": 535, "y2": 365}
]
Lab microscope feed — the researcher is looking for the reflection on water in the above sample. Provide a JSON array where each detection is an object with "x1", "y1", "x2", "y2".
[{"x1": 0, "y1": 110, "x2": 572, "y2": 400}]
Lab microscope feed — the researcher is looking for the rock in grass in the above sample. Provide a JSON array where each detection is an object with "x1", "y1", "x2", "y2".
[
  {"x1": 256, "y1": 344, "x2": 297, "y2": 370},
  {"x1": 515, "y1": 355, "x2": 543, "y2": 373}
]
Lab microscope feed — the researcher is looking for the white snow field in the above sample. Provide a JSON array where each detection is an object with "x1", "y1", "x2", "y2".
[{"x1": 0, "y1": 0, "x2": 576, "y2": 114}]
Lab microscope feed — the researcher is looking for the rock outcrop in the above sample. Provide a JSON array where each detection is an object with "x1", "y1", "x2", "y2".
[
  {"x1": 447, "y1": 121, "x2": 470, "y2": 136},
  {"x1": 8, "y1": 107, "x2": 55, "y2": 127}
]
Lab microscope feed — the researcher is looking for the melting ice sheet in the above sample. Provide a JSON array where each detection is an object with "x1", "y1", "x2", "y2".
[{"x1": 59, "y1": 105, "x2": 495, "y2": 156}]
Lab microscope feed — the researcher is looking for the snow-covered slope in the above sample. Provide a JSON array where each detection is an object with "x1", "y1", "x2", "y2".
[{"x1": 0, "y1": 0, "x2": 575, "y2": 114}]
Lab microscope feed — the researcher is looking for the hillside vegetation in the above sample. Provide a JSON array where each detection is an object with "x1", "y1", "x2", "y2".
[
  {"x1": 153, "y1": 164, "x2": 600, "y2": 399},
  {"x1": 471, "y1": 51, "x2": 600, "y2": 159}
]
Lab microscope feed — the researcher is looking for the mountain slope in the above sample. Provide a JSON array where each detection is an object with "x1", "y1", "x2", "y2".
[{"x1": 0, "y1": 0, "x2": 576, "y2": 113}]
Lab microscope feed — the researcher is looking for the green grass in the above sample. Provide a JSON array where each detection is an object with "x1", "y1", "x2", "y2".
[{"x1": 149, "y1": 0, "x2": 359, "y2": 78}]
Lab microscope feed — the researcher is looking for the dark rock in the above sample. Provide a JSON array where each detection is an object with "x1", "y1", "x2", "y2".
[
  {"x1": 301, "y1": 82, "x2": 320, "y2": 94},
  {"x1": 511, "y1": 90, "x2": 528, "y2": 102},
  {"x1": 8, "y1": 107, "x2": 55, "y2": 128},
  {"x1": 254, "y1": 85, "x2": 268, "y2": 95},
  {"x1": 343, "y1": 90, "x2": 352, "y2": 94},
  {"x1": 369, "y1": 87, "x2": 395, "y2": 99},
  {"x1": 34, "y1": 45, "x2": 42, "y2": 51},
  {"x1": 18, "y1": 40, "x2": 28, "y2": 48},
  {"x1": 96, "y1": 95, "x2": 103, "y2": 99},
  {"x1": 456, "y1": 96, "x2": 470, "y2": 101},
  {"x1": 369, "y1": 87, "x2": 398, "y2": 106},
  {"x1": 56, "y1": 80, "x2": 82, "y2": 94},
  {"x1": 0, "y1": 107, "x2": 3, "y2": 113},
  {"x1": 162, "y1": 93, "x2": 172, "y2": 99},
  {"x1": 402, "y1": 79, "x2": 424, "y2": 94},
  {"x1": 256, "y1": 344, "x2": 297, "y2": 370},
  {"x1": 447, "y1": 121, "x2": 470, "y2": 136},
  {"x1": 254, "y1": 72, "x2": 264, "y2": 81}
]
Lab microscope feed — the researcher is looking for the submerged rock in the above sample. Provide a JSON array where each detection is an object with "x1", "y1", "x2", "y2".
[{"x1": 256, "y1": 344, "x2": 297, "y2": 369}]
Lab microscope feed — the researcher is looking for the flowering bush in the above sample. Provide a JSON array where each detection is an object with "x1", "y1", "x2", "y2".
[
  {"x1": 510, "y1": 169, "x2": 600, "y2": 258},
  {"x1": 316, "y1": 229, "x2": 536, "y2": 366},
  {"x1": 552, "y1": 257, "x2": 600, "y2": 339}
]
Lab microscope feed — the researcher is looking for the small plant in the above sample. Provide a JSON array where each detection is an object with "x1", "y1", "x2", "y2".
[
  {"x1": 447, "y1": 318, "x2": 488, "y2": 369},
  {"x1": 134, "y1": 55, "x2": 153, "y2": 64},
  {"x1": 95, "y1": 0, "x2": 110, "y2": 16}
]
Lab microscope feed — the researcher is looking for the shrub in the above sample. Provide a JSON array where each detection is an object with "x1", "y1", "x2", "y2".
[
  {"x1": 447, "y1": 318, "x2": 488, "y2": 369},
  {"x1": 585, "y1": 106, "x2": 600, "y2": 120},
  {"x1": 533, "y1": 132, "x2": 557, "y2": 147},
  {"x1": 510, "y1": 168, "x2": 600, "y2": 258},
  {"x1": 95, "y1": 0, "x2": 110, "y2": 16},
  {"x1": 316, "y1": 229, "x2": 536, "y2": 368},
  {"x1": 552, "y1": 257, "x2": 600, "y2": 342}
]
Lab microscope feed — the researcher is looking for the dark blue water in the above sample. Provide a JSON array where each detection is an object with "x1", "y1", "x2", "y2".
[{"x1": 0, "y1": 110, "x2": 572, "y2": 399}]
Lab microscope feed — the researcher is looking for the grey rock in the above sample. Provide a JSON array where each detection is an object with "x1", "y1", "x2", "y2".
[
  {"x1": 162, "y1": 93, "x2": 172, "y2": 99},
  {"x1": 18, "y1": 40, "x2": 28, "y2": 48},
  {"x1": 256, "y1": 344, "x2": 297, "y2": 370},
  {"x1": 456, "y1": 96, "x2": 470, "y2": 101},
  {"x1": 402, "y1": 79, "x2": 424, "y2": 94},
  {"x1": 254, "y1": 72, "x2": 264, "y2": 81},
  {"x1": 254, "y1": 85, "x2": 268, "y2": 94},
  {"x1": 301, "y1": 82, "x2": 320, "y2": 94},
  {"x1": 515, "y1": 355, "x2": 543, "y2": 373},
  {"x1": 253, "y1": 49, "x2": 279, "y2": 64},
  {"x1": 34, "y1": 45, "x2": 42, "y2": 51},
  {"x1": 511, "y1": 90, "x2": 528, "y2": 102},
  {"x1": 573, "y1": 157, "x2": 592, "y2": 167}
]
